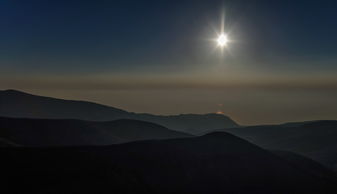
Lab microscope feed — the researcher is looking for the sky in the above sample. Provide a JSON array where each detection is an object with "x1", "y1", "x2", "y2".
[{"x1": 1, "y1": 0, "x2": 337, "y2": 125}]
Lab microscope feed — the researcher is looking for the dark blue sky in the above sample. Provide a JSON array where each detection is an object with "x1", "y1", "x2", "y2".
[
  {"x1": 1, "y1": 0, "x2": 337, "y2": 74},
  {"x1": 1, "y1": 0, "x2": 337, "y2": 124}
]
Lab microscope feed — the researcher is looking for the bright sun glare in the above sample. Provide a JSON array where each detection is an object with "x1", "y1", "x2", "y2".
[{"x1": 217, "y1": 33, "x2": 228, "y2": 47}]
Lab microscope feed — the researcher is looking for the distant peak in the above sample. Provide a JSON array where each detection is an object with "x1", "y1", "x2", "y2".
[
  {"x1": 201, "y1": 131, "x2": 246, "y2": 142},
  {"x1": 3, "y1": 89, "x2": 19, "y2": 92},
  {"x1": 1, "y1": 89, "x2": 31, "y2": 95},
  {"x1": 2, "y1": 89, "x2": 25, "y2": 93},
  {"x1": 205, "y1": 113, "x2": 229, "y2": 116},
  {"x1": 109, "y1": 119, "x2": 168, "y2": 128},
  {"x1": 176, "y1": 113, "x2": 230, "y2": 117}
]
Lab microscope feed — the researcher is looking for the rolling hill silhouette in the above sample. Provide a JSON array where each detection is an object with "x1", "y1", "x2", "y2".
[
  {"x1": 273, "y1": 150, "x2": 337, "y2": 181},
  {"x1": 0, "y1": 117, "x2": 191, "y2": 146},
  {"x1": 223, "y1": 120, "x2": 337, "y2": 171},
  {"x1": 0, "y1": 89, "x2": 238, "y2": 134},
  {"x1": 1, "y1": 132, "x2": 336, "y2": 194}
]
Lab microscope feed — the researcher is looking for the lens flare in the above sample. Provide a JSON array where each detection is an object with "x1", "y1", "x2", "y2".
[{"x1": 217, "y1": 33, "x2": 228, "y2": 47}]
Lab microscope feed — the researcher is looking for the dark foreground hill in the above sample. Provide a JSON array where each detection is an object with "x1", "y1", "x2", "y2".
[
  {"x1": 223, "y1": 120, "x2": 337, "y2": 171},
  {"x1": 0, "y1": 117, "x2": 191, "y2": 146},
  {"x1": 1, "y1": 133, "x2": 336, "y2": 194},
  {"x1": 0, "y1": 89, "x2": 238, "y2": 134}
]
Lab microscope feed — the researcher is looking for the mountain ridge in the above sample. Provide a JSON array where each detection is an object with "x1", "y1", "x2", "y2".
[
  {"x1": 222, "y1": 120, "x2": 337, "y2": 171},
  {"x1": 1, "y1": 132, "x2": 336, "y2": 193},
  {"x1": 0, "y1": 116, "x2": 191, "y2": 146},
  {"x1": 0, "y1": 89, "x2": 238, "y2": 134}
]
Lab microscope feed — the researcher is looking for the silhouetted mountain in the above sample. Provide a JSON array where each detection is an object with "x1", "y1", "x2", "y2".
[
  {"x1": 0, "y1": 117, "x2": 191, "y2": 146},
  {"x1": 223, "y1": 120, "x2": 337, "y2": 171},
  {"x1": 1, "y1": 132, "x2": 336, "y2": 194},
  {"x1": 136, "y1": 113, "x2": 237, "y2": 134},
  {"x1": 273, "y1": 151, "x2": 337, "y2": 182},
  {"x1": 0, "y1": 89, "x2": 238, "y2": 134}
]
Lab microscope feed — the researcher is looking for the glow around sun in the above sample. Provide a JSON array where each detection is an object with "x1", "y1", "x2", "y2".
[{"x1": 217, "y1": 33, "x2": 228, "y2": 47}]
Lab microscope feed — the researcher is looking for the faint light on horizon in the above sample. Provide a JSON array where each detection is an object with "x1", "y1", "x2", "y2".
[
  {"x1": 216, "y1": 110, "x2": 224, "y2": 115},
  {"x1": 216, "y1": 103, "x2": 224, "y2": 115}
]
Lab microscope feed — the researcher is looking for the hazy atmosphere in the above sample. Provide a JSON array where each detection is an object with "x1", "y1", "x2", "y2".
[
  {"x1": 2, "y1": 1, "x2": 337, "y2": 193},
  {"x1": 1, "y1": 0, "x2": 337, "y2": 125}
]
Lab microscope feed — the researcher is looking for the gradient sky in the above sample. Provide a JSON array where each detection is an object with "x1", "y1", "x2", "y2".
[{"x1": 1, "y1": 0, "x2": 337, "y2": 125}]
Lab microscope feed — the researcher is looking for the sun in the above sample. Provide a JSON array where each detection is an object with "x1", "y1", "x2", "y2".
[{"x1": 217, "y1": 33, "x2": 228, "y2": 47}]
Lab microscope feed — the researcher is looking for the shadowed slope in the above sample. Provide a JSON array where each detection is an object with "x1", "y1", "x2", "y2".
[
  {"x1": 0, "y1": 89, "x2": 130, "y2": 120},
  {"x1": 273, "y1": 150, "x2": 337, "y2": 182},
  {"x1": 224, "y1": 120, "x2": 337, "y2": 170},
  {"x1": 0, "y1": 132, "x2": 336, "y2": 194},
  {"x1": 0, "y1": 117, "x2": 191, "y2": 146}
]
